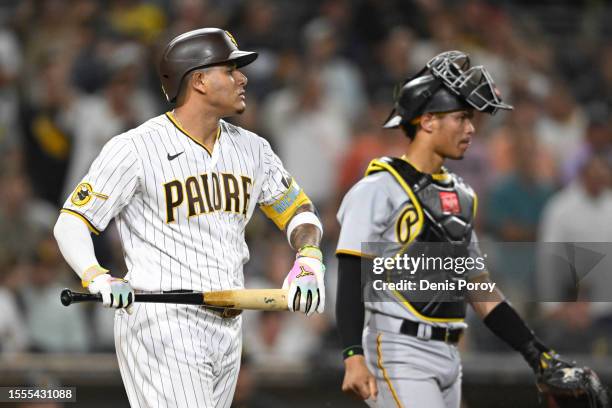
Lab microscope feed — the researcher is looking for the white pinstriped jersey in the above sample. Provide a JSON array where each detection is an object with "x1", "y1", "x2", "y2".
[{"x1": 62, "y1": 112, "x2": 295, "y2": 293}]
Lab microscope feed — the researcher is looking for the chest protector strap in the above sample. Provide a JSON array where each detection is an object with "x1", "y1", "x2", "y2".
[{"x1": 366, "y1": 157, "x2": 476, "y2": 244}]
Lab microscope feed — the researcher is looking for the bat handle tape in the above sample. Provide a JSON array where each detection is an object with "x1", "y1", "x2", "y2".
[{"x1": 60, "y1": 288, "x2": 204, "y2": 306}]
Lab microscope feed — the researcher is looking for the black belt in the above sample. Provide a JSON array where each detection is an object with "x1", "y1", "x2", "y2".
[{"x1": 399, "y1": 320, "x2": 463, "y2": 344}]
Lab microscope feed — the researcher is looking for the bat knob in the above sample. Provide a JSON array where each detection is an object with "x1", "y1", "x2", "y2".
[{"x1": 60, "y1": 289, "x2": 74, "y2": 306}]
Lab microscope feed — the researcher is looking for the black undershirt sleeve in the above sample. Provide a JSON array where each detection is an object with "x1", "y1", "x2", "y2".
[{"x1": 336, "y1": 253, "x2": 370, "y2": 359}]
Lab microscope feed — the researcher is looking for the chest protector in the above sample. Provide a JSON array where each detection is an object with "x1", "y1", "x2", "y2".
[{"x1": 366, "y1": 157, "x2": 477, "y2": 320}]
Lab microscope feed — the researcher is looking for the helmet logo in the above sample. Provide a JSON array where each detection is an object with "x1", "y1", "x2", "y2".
[{"x1": 225, "y1": 30, "x2": 238, "y2": 47}]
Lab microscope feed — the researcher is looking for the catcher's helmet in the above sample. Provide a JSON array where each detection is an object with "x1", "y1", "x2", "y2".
[
  {"x1": 383, "y1": 75, "x2": 471, "y2": 129},
  {"x1": 383, "y1": 50, "x2": 513, "y2": 135},
  {"x1": 159, "y1": 28, "x2": 258, "y2": 103}
]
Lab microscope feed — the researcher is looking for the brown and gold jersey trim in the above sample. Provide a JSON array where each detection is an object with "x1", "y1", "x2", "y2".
[{"x1": 165, "y1": 111, "x2": 220, "y2": 156}]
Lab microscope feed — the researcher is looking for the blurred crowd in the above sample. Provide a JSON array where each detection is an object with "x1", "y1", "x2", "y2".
[{"x1": 0, "y1": 0, "x2": 611, "y2": 393}]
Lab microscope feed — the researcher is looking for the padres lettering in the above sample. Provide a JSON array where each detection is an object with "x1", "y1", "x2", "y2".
[{"x1": 164, "y1": 172, "x2": 252, "y2": 223}]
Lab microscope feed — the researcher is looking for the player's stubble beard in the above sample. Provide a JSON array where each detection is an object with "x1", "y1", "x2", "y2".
[{"x1": 217, "y1": 95, "x2": 245, "y2": 118}]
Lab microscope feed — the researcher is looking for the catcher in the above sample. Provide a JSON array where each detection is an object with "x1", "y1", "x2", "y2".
[{"x1": 335, "y1": 51, "x2": 609, "y2": 408}]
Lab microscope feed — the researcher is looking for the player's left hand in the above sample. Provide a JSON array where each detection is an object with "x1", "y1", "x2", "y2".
[
  {"x1": 342, "y1": 355, "x2": 378, "y2": 401},
  {"x1": 521, "y1": 339, "x2": 610, "y2": 407},
  {"x1": 84, "y1": 266, "x2": 135, "y2": 314},
  {"x1": 283, "y1": 245, "x2": 325, "y2": 316},
  {"x1": 535, "y1": 350, "x2": 609, "y2": 407}
]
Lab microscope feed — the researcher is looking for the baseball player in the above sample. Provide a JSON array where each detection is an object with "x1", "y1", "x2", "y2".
[
  {"x1": 335, "y1": 51, "x2": 608, "y2": 407},
  {"x1": 53, "y1": 28, "x2": 325, "y2": 408}
]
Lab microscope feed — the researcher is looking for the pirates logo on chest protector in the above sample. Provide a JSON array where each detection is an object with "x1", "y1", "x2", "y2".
[{"x1": 395, "y1": 204, "x2": 421, "y2": 244}]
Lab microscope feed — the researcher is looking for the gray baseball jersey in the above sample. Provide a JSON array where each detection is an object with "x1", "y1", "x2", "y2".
[
  {"x1": 336, "y1": 157, "x2": 485, "y2": 329},
  {"x1": 337, "y1": 157, "x2": 485, "y2": 408},
  {"x1": 337, "y1": 161, "x2": 482, "y2": 327},
  {"x1": 62, "y1": 112, "x2": 309, "y2": 408}
]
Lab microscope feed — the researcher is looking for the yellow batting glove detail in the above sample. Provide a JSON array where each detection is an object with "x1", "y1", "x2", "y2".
[{"x1": 81, "y1": 265, "x2": 109, "y2": 288}]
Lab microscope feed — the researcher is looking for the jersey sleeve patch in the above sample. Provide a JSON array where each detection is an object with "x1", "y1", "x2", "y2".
[
  {"x1": 70, "y1": 182, "x2": 109, "y2": 207},
  {"x1": 259, "y1": 178, "x2": 311, "y2": 230},
  {"x1": 61, "y1": 135, "x2": 140, "y2": 232}
]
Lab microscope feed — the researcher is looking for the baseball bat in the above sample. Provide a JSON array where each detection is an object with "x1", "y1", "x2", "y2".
[{"x1": 60, "y1": 288, "x2": 289, "y2": 311}]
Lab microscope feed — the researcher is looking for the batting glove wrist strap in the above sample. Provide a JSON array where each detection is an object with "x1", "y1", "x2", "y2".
[
  {"x1": 297, "y1": 245, "x2": 323, "y2": 262},
  {"x1": 81, "y1": 265, "x2": 109, "y2": 288}
]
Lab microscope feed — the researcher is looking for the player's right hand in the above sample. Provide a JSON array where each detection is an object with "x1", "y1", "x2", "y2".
[
  {"x1": 84, "y1": 266, "x2": 134, "y2": 313},
  {"x1": 342, "y1": 355, "x2": 378, "y2": 401}
]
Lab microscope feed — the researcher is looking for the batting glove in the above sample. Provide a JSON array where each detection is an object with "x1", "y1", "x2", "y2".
[
  {"x1": 83, "y1": 265, "x2": 134, "y2": 314},
  {"x1": 283, "y1": 245, "x2": 325, "y2": 316}
]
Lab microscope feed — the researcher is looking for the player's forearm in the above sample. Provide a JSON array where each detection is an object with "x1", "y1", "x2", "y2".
[
  {"x1": 467, "y1": 273, "x2": 504, "y2": 319},
  {"x1": 53, "y1": 212, "x2": 101, "y2": 280},
  {"x1": 336, "y1": 254, "x2": 367, "y2": 358},
  {"x1": 288, "y1": 203, "x2": 322, "y2": 249},
  {"x1": 291, "y1": 224, "x2": 321, "y2": 249},
  {"x1": 471, "y1": 300, "x2": 503, "y2": 319}
]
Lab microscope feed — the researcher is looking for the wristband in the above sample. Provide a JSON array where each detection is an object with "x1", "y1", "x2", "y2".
[
  {"x1": 286, "y1": 212, "x2": 323, "y2": 247},
  {"x1": 342, "y1": 345, "x2": 364, "y2": 359}
]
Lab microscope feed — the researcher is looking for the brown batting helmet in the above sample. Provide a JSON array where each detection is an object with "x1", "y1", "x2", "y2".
[{"x1": 158, "y1": 28, "x2": 258, "y2": 103}]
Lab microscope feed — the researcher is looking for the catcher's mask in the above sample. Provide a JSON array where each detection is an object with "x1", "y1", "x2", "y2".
[{"x1": 383, "y1": 50, "x2": 513, "y2": 136}]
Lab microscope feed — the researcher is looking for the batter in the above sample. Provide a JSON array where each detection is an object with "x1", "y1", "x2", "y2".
[{"x1": 54, "y1": 28, "x2": 325, "y2": 408}]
